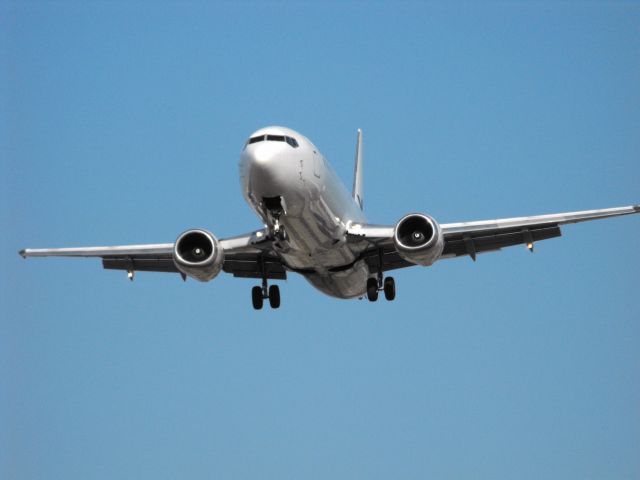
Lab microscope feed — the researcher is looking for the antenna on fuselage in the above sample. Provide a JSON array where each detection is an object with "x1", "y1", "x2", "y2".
[{"x1": 352, "y1": 129, "x2": 364, "y2": 210}]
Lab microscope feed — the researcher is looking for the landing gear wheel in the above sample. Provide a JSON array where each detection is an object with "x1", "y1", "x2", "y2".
[
  {"x1": 383, "y1": 276, "x2": 396, "y2": 301},
  {"x1": 268, "y1": 285, "x2": 281, "y2": 309},
  {"x1": 251, "y1": 286, "x2": 263, "y2": 310},
  {"x1": 366, "y1": 277, "x2": 379, "y2": 302}
]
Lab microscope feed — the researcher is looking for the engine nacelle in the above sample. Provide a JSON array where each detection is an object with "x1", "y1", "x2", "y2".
[
  {"x1": 173, "y1": 229, "x2": 224, "y2": 282},
  {"x1": 393, "y1": 213, "x2": 444, "y2": 266}
]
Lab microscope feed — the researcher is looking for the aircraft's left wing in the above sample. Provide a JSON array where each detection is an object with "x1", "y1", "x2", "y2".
[
  {"x1": 349, "y1": 204, "x2": 640, "y2": 272},
  {"x1": 439, "y1": 204, "x2": 639, "y2": 260},
  {"x1": 19, "y1": 230, "x2": 287, "y2": 280}
]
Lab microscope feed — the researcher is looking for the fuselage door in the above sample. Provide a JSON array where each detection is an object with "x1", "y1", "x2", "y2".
[{"x1": 313, "y1": 150, "x2": 322, "y2": 178}]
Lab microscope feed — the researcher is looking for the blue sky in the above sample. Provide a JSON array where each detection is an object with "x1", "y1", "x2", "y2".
[{"x1": 2, "y1": 1, "x2": 639, "y2": 478}]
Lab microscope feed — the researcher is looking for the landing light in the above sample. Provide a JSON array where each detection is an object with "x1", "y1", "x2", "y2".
[
  {"x1": 522, "y1": 228, "x2": 534, "y2": 252},
  {"x1": 127, "y1": 270, "x2": 135, "y2": 281}
]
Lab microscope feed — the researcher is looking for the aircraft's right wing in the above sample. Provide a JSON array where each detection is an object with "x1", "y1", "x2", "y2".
[
  {"x1": 19, "y1": 229, "x2": 287, "y2": 280},
  {"x1": 348, "y1": 204, "x2": 640, "y2": 271}
]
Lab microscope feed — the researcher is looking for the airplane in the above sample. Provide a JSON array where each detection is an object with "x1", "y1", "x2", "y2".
[{"x1": 19, "y1": 126, "x2": 640, "y2": 309}]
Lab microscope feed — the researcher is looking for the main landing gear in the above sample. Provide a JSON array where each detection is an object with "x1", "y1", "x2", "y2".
[
  {"x1": 366, "y1": 276, "x2": 396, "y2": 302},
  {"x1": 251, "y1": 278, "x2": 280, "y2": 310},
  {"x1": 366, "y1": 248, "x2": 396, "y2": 302}
]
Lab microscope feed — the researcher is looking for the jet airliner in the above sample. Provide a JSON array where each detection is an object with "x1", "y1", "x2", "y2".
[{"x1": 20, "y1": 126, "x2": 640, "y2": 309}]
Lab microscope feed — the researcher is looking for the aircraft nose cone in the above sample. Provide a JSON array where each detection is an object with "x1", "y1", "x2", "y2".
[
  {"x1": 244, "y1": 143, "x2": 292, "y2": 197},
  {"x1": 248, "y1": 144, "x2": 280, "y2": 177},
  {"x1": 251, "y1": 143, "x2": 276, "y2": 164}
]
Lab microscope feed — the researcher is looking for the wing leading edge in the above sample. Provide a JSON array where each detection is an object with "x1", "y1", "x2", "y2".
[{"x1": 19, "y1": 244, "x2": 174, "y2": 258}]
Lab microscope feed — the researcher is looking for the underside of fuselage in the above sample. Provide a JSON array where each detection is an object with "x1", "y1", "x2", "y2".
[{"x1": 239, "y1": 126, "x2": 370, "y2": 298}]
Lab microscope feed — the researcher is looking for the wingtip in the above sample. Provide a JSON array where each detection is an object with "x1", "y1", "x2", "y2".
[
  {"x1": 634, "y1": 205, "x2": 640, "y2": 213},
  {"x1": 18, "y1": 249, "x2": 27, "y2": 258}
]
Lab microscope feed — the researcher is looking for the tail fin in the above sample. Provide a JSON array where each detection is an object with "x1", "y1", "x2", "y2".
[{"x1": 352, "y1": 129, "x2": 364, "y2": 210}]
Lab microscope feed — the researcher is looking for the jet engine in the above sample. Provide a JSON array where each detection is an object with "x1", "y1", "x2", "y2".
[
  {"x1": 173, "y1": 229, "x2": 224, "y2": 282},
  {"x1": 393, "y1": 213, "x2": 444, "y2": 266}
]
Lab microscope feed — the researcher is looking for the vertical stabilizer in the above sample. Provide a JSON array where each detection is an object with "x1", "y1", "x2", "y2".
[{"x1": 352, "y1": 129, "x2": 364, "y2": 210}]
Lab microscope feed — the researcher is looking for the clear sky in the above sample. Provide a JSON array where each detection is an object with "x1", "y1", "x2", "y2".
[{"x1": 2, "y1": 1, "x2": 639, "y2": 479}]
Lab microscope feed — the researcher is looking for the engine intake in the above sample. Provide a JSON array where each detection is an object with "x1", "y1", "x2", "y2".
[
  {"x1": 173, "y1": 229, "x2": 224, "y2": 282},
  {"x1": 393, "y1": 213, "x2": 444, "y2": 266}
]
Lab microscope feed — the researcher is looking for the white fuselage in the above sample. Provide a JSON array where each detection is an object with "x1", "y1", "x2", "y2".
[{"x1": 239, "y1": 126, "x2": 370, "y2": 298}]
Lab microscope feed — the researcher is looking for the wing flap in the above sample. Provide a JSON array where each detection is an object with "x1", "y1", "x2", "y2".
[
  {"x1": 222, "y1": 259, "x2": 287, "y2": 279},
  {"x1": 101, "y1": 253, "x2": 287, "y2": 279},
  {"x1": 363, "y1": 247, "x2": 413, "y2": 273},
  {"x1": 102, "y1": 256, "x2": 179, "y2": 273},
  {"x1": 443, "y1": 225, "x2": 562, "y2": 258}
]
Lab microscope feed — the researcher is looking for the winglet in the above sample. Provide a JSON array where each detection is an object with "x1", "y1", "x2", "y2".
[
  {"x1": 352, "y1": 129, "x2": 364, "y2": 210},
  {"x1": 634, "y1": 205, "x2": 640, "y2": 213},
  {"x1": 19, "y1": 249, "x2": 27, "y2": 258}
]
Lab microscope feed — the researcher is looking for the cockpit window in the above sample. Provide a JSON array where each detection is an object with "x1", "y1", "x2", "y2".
[
  {"x1": 244, "y1": 134, "x2": 299, "y2": 149},
  {"x1": 248, "y1": 135, "x2": 265, "y2": 144}
]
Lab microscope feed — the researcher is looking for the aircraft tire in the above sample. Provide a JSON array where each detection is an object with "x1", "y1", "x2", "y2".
[
  {"x1": 268, "y1": 285, "x2": 280, "y2": 309},
  {"x1": 252, "y1": 286, "x2": 263, "y2": 310},
  {"x1": 384, "y1": 276, "x2": 396, "y2": 301},
  {"x1": 366, "y1": 278, "x2": 378, "y2": 302}
]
